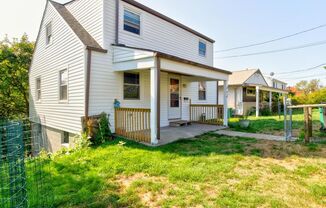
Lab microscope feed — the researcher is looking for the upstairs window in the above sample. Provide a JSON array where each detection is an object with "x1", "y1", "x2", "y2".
[
  {"x1": 46, "y1": 22, "x2": 52, "y2": 45},
  {"x1": 36, "y1": 78, "x2": 41, "y2": 101},
  {"x1": 198, "y1": 81, "x2": 207, "y2": 100},
  {"x1": 199, "y1": 41, "x2": 206, "y2": 56},
  {"x1": 59, "y1": 69, "x2": 68, "y2": 101},
  {"x1": 124, "y1": 72, "x2": 140, "y2": 99},
  {"x1": 273, "y1": 82, "x2": 277, "y2": 88},
  {"x1": 124, "y1": 10, "x2": 140, "y2": 35}
]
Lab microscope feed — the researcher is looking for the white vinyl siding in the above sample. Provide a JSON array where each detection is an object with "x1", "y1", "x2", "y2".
[
  {"x1": 29, "y1": 2, "x2": 85, "y2": 134},
  {"x1": 118, "y1": 1, "x2": 214, "y2": 66},
  {"x1": 65, "y1": 0, "x2": 104, "y2": 47}
]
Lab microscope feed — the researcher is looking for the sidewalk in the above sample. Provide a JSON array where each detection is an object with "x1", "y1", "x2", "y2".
[{"x1": 215, "y1": 130, "x2": 294, "y2": 141}]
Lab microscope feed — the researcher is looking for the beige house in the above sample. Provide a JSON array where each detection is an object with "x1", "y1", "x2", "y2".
[{"x1": 218, "y1": 69, "x2": 288, "y2": 117}]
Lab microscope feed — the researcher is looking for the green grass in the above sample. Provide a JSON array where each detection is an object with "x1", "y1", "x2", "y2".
[
  {"x1": 41, "y1": 133, "x2": 326, "y2": 208},
  {"x1": 229, "y1": 109, "x2": 325, "y2": 138}
]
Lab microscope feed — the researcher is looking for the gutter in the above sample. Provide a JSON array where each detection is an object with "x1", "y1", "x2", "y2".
[
  {"x1": 115, "y1": 0, "x2": 120, "y2": 45},
  {"x1": 85, "y1": 48, "x2": 92, "y2": 118}
]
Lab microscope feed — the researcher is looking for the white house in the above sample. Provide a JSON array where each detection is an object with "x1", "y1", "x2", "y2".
[
  {"x1": 29, "y1": 0, "x2": 231, "y2": 151},
  {"x1": 218, "y1": 69, "x2": 288, "y2": 117}
]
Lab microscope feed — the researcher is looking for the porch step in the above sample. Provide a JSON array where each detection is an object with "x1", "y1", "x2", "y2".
[{"x1": 169, "y1": 120, "x2": 192, "y2": 127}]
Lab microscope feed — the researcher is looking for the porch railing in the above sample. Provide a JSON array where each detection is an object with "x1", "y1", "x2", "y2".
[
  {"x1": 114, "y1": 108, "x2": 151, "y2": 143},
  {"x1": 190, "y1": 104, "x2": 224, "y2": 125}
]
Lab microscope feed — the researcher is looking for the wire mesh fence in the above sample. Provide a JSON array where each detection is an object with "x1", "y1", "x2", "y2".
[{"x1": 0, "y1": 120, "x2": 53, "y2": 208}]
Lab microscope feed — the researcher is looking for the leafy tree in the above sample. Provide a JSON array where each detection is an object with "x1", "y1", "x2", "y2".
[
  {"x1": 295, "y1": 79, "x2": 322, "y2": 95},
  {"x1": 0, "y1": 35, "x2": 34, "y2": 118}
]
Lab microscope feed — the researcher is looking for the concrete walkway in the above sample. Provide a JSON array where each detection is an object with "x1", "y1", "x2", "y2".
[{"x1": 215, "y1": 130, "x2": 290, "y2": 141}]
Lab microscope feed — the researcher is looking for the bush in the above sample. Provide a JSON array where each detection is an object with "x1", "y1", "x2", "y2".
[
  {"x1": 260, "y1": 107, "x2": 272, "y2": 116},
  {"x1": 95, "y1": 113, "x2": 112, "y2": 145}
]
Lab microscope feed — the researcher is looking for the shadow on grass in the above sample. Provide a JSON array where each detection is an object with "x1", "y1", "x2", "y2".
[{"x1": 103, "y1": 132, "x2": 326, "y2": 161}]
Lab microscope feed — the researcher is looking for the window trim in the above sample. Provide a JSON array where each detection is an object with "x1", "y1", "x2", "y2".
[
  {"x1": 199, "y1": 40, "x2": 207, "y2": 57},
  {"x1": 45, "y1": 22, "x2": 53, "y2": 46},
  {"x1": 123, "y1": 72, "x2": 140, "y2": 100},
  {"x1": 36, "y1": 77, "x2": 41, "y2": 102},
  {"x1": 198, "y1": 81, "x2": 207, "y2": 100},
  {"x1": 123, "y1": 8, "x2": 141, "y2": 36},
  {"x1": 59, "y1": 68, "x2": 69, "y2": 102}
]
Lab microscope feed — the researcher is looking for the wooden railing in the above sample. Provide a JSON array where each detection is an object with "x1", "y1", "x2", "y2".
[
  {"x1": 190, "y1": 104, "x2": 224, "y2": 125},
  {"x1": 114, "y1": 108, "x2": 151, "y2": 143}
]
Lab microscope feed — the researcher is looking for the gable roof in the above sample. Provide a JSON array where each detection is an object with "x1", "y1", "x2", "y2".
[
  {"x1": 228, "y1": 69, "x2": 268, "y2": 86},
  {"x1": 49, "y1": 0, "x2": 107, "y2": 53},
  {"x1": 64, "y1": 0, "x2": 215, "y2": 43}
]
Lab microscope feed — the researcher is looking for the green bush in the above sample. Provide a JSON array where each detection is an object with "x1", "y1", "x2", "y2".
[
  {"x1": 94, "y1": 113, "x2": 112, "y2": 145},
  {"x1": 260, "y1": 107, "x2": 272, "y2": 116}
]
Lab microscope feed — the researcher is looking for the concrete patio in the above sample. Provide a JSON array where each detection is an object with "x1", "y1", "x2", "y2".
[{"x1": 150, "y1": 124, "x2": 227, "y2": 146}]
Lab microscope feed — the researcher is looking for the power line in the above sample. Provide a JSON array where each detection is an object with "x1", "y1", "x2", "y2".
[
  {"x1": 215, "y1": 24, "x2": 326, "y2": 53},
  {"x1": 277, "y1": 63, "x2": 326, "y2": 76},
  {"x1": 282, "y1": 74, "x2": 326, "y2": 80},
  {"x1": 215, "y1": 40, "x2": 326, "y2": 59}
]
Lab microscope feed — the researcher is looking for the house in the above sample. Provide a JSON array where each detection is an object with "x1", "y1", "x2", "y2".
[
  {"x1": 218, "y1": 69, "x2": 288, "y2": 117},
  {"x1": 29, "y1": 0, "x2": 231, "y2": 151}
]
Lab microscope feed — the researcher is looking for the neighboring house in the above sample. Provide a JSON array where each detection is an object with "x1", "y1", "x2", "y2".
[
  {"x1": 218, "y1": 69, "x2": 288, "y2": 117},
  {"x1": 29, "y1": 0, "x2": 231, "y2": 151}
]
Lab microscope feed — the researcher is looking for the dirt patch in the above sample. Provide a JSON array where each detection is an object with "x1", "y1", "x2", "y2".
[{"x1": 116, "y1": 173, "x2": 171, "y2": 207}]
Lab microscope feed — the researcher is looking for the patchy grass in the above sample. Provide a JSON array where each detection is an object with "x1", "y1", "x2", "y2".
[
  {"x1": 229, "y1": 109, "x2": 325, "y2": 138},
  {"x1": 44, "y1": 133, "x2": 326, "y2": 208}
]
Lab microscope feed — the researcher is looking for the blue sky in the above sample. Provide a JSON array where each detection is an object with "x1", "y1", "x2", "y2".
[{"x1": 1, "y1": 0, "x2": 325, "y2": 85}]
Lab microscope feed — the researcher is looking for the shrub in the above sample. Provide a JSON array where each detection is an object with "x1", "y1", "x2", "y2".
[
  {"x1": 95, "y1": 113, "x2": 112, "y2": 145},
  {"x1": 260, "y1": 107, "x2": 272, "y2": 116}
]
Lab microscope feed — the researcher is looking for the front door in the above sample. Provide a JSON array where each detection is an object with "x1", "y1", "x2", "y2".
[{"x1": 168, "y1": 76, "x2": 181, "y2": 120}]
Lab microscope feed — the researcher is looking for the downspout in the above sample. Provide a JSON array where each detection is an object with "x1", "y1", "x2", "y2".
[
  {"x1": 115, "y1": 0, "x2": 120, "y2": 45},
  {"x1": 85, "y1": 49, "x2": 92, "y2": 118}
]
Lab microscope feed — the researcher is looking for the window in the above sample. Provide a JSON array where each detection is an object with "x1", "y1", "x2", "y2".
[
  {"x1": 199, "y1": 41, "x2": 206, "y2": 56},
  {"x1": 124, "y1": 10, "x2": 140, "y2": 35},
  {"x1": 46, "y1": 22, "x2": 52, "y2": 45},
  {"x1": 124, "y1": 72, "x2": 140, "y2": 99},
  {"x1": 59, "y1": 69, "x2": 68, "y2": 101},
  {"x1": 273, "y1": 82, "x2": 277, "y2": 88},
  {"x1": 198, "y1": 81, "x2": 206, "y2": 100},
  {"x1": 246, "y1": 88, "x2": 256, "y2": 97},
  {"x1": 36, "y1": 77, "x2": 41, "y2": 101},
  {"x1": 63, "y1": 131, "x2": 69, "y2": 144}
]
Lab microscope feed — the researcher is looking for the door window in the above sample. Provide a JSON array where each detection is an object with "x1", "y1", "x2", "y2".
[{"x1": 170, "y1": 78, "x2": 180, "y2": 107}]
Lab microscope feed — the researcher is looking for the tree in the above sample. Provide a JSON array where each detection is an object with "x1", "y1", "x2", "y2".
[
  {"x1": 0, "y1": 35, "x2": 34, "y2": 119},
  {"x1": 295, "y1": 79, "x2": 322, "y2": 95}
]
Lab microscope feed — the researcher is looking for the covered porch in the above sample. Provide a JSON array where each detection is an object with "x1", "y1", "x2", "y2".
[
  {"x1": 112, "y1": 45, "x2": 231, "y2": 145},
  {"x1": 243, "y1": 84, "x2": 288, "y2": 117}
]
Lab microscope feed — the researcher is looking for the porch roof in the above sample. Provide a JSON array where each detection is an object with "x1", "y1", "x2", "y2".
[
  {"x1": 244, "y1": 84, "x2": 289, "y2": 94},
  {"x1": 112, "y1": 44, "x2": 232, "y2": 78}
]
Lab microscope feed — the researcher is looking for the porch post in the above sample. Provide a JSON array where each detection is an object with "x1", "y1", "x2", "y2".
[
  {"x1": 223, "y1": 80, "x2": 228, "y2": 126},
  {"x1": 150, "y1": 58, "x2": 160, "y2": 145},
  {"x1": 256, "y1": 86, "x2": 260, "y2": 117},
  {"x1": 269, "y1": 91, "x2": 272, "y2": 112}
]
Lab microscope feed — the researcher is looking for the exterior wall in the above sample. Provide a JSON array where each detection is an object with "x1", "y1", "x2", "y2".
[
  {"x1": 218, "y1": 86, "x2": 244, "y2": 115},
  {"x1": 117, "y1": 1, "x2": 214, "y2": 66},
  {"x1": 265, "y1": 76, "x2": 287, "y2": 90},
  {"x1": 65, "y1": 0, "x2": 104, "y2": 47},
  {"x1": 29, "y1": 2, "x2": 86, "y2": 134}
]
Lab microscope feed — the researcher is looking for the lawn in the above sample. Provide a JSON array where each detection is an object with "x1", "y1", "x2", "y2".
[
  {"x1": 44, "y1": 133, "x2": 326, "y2": 208},
  {"x1": 228, "y1": 109, "x2": 326, "y2": 138}
]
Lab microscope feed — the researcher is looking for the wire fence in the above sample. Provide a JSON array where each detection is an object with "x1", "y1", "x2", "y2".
[{"x1": 0, "y1": 120, "x2": 53, "y2": 208}]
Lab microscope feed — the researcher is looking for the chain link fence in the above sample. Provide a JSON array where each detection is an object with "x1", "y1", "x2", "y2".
[{"x1": 0, "y1": 120, "x2": 53, "y2": 208}]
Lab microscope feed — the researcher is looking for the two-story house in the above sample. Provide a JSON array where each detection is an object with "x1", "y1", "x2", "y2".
[{"x1": 29, "y1": 0, "x2": 231, "y2": 151}]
